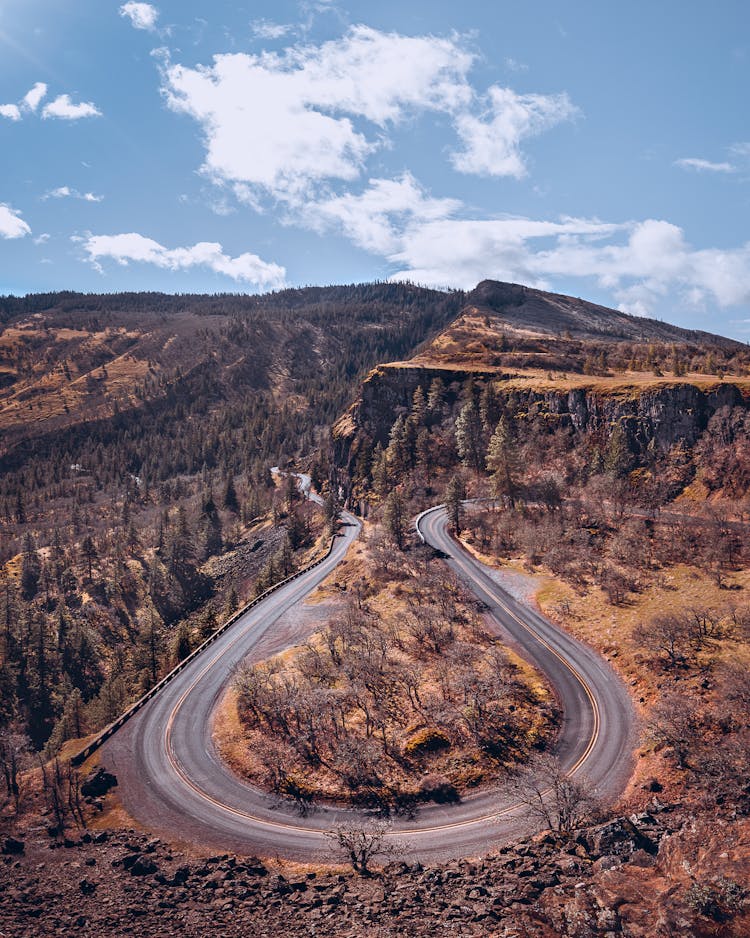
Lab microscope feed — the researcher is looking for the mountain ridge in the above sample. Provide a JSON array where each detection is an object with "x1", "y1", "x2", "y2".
[{"x1": 465, "y1": 280, "x2": 745, "y2": 348}]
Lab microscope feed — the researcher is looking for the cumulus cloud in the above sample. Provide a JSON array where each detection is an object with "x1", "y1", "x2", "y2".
[
  {"x1": 301, "y1": 173, "x2": 462, "y2": 254},
  {"x1": 120, "y1": 2, "x2": 159, "y2": 31},
  {"x1": 387, "y1": 215, "x2": 622, "y2": 290},
  {"x1": 451, "y1": 87, "x2": 578, "y2": 178},
  {"x1": 385, "y1": 213, "x2": 750, "y2": 315},
  {"x1": 42, "y1": 95, "x2": 102, "y2": 120},
  {"x1": 675, "y1": 157, "x2": 735, "y2": 173},
  {"x1": 22, "y1": 82, "x2": 47, "y2": 112},
  {"x1": 1, "y1": 83, "x2": 99, "y2": 122},
  {"x1": 44, "y1": 186, "x2": 103, "y2": 202},
  {"x1": 162, "y1": 27, "x2": 477, "y2": 201},
  {"x1": 81, "y1": 232, "x2": 286, "y2": 289},
  {"x1": 0, "y1": 204, "x2": 31, "y2": 239}
]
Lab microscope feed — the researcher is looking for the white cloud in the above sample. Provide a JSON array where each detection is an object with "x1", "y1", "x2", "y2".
[
  {"x1": 451, "y1": 87, "x2": 578, "y2": 178},
  {"x1": 120, "y1": 2, "x2": 159, "y2": 31},
  {"x1": 0, "y1": 204, "x2": 31, "y2": 239},
  {"x1": 388, "y1": 215, "x2": 622, "y2": 290},
  {"x1": 385, "y1": 213, "x2": 750, "y2": 315},
  {"x1": 675, "y1": 157, "x2": 735, "y2": 174},
  {"x1": 251, "y1": 20, "x2": 295, "y2": 40},
  {"x1": 1, "y1": 82, "x2": 47, "y2": 121},
  {"x1": 163, "y1": 25, "x2": 581, "y2": 226},
  {"x1": 81, "y1": 232, "x2": 286, "y2": 289},
  {"x1": 44, "y1": 186, "x2": 103, "y2": 202},
  {"x1": 34, "y1": 233, "x2": 51, "y2": 245},
  {"x1": 161, "y1": 26, "x2": 476, "y2": 201},
  {"x1": 42, "y1": 95, "x2": 101, "y2": 120},
  {"x1": 301, "y1": 173, "x2": 462, "y2": 254},
  {"x1": 22, "y1": 82, "x2": 47, "y2": 112}
]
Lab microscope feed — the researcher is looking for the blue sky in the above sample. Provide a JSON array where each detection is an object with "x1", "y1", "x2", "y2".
[{"x1": 1, "y1": 0, "x2": 748, "y2": 337}]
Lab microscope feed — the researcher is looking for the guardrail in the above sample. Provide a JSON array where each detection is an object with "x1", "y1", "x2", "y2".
[
  {"x1": 71, "y1": 532, "x2": 339, "y2": 767},
  {"x1": 414, "y1": 503, "x2": 445, "y2": 543}
]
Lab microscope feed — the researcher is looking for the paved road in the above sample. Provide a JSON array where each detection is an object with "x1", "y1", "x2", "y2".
[{"x1": 103, "y1": 504, "x2": 636, "y2": 862}]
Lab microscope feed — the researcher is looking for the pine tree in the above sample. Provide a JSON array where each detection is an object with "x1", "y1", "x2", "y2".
[
  {"x1": 20, "y1": 535, "x2": 41, "y2": 600},
  {"x1": 173, "y1": 622, "x2": 192, "y2": 665},
  {"x1": 486, "y1": 417, "x2": 518, "y2": 502},
  {"x1": 605, "y1": 423, "x2": 632, "y2": 478},
  {"x1": 223, "y1": 474, "x2": 239, "y2": 513},
  {"x1": 80, "y1": 535, "x2": 97, "y2": 581},
  {"x1": 426, "y1": 377, "x2": 445, "y2": 424},
  {"x1": 410, "y1": 385, "x2": 426, "y2": 424},
  {"x1": 383, "y1": 490, "x2": 406, "y2": 550},
  {"x1": 445, "y1": 474, "x2": 466, "y2": 533},
  {"x1": 455, "y1": 398, "x2": 484, "y2": 473}
]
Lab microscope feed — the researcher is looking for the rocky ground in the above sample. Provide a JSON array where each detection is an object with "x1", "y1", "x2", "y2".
[{"x1": 2, "y1": 796, "x2": 748, "y2": 937}]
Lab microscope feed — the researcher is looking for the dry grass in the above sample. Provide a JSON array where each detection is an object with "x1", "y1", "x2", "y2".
[
  {"x1": 384, "y1": 359, "x2": 750, "y2": 395},
  {"x1": 535, "y1": 564, "x2": 750, "y2": 700},
  {"x1": 214, "y1": 524, "x2": 556, "y2": 806}
]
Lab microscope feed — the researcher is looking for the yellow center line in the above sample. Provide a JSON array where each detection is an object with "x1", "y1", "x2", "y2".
[{"x1": 158, "y1": 513, "x2": 601, "y2": 840}]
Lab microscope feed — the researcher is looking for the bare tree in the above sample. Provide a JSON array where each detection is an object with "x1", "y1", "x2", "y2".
[
  {"x1": 633, "y1": 613, "x2": 693, "y2": 669},
  {"x1": 509, "y1": 753, "x2": 602, "y2": 833},
  {"x1": 39, "y1": 757, "x2": 86, "y2": 834},
  {"x1": 0, "y1": 728, "x2": 31, "y2": 814},
  {"x1": 648, "y1": 690, "x2": 703, "y2": 769},
  {"x1": 326, "y1": 821, "x2": 402, "y2": 875}
]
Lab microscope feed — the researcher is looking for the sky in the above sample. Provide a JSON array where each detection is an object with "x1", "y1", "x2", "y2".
[{"x1": 0, "y1": 0, "x2": 748, "y2": 338}]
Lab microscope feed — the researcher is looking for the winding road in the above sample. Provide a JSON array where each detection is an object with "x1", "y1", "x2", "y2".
[{"x1": 102, "y1": 502, "x2": 636, "y2": 862}]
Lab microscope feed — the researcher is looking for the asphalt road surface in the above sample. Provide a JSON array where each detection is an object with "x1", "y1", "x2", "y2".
[{"x1": 103, "y1": 504, "x2": 636, "y2": 862}]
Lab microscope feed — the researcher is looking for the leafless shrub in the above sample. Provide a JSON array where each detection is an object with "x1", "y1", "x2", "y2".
[
  {"x1": 648, "y1": 690, "x2": 704, "y2": 769},
  {"x1": 326, "y1": 821, "x2": 404, "y2": 875},
  {"x1": 509, "y1": 753, "x2": 603, "y2": 834}
]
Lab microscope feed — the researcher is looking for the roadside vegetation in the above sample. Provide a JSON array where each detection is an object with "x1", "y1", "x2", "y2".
[{"x1": 223, "y1": 532, "x2": 555, "y2": 813}]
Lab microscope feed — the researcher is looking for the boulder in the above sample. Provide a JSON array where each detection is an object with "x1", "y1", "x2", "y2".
[
  {"x1": 1, "y1": 836, "x2": 24, "y2": 855},
  {"x1": 123, "y1": 853, "x2": 158, "y2": 876},
  {"x1": 81, "y1": 767, "x2": 118, "y2": 798}
]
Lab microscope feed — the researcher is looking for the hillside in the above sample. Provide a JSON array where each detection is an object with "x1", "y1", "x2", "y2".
[
  {"x1": 0, "y1": 284, "x2": 463, "y2": 461},
  {"x1": 0, "y1": 283, "x2": 467, "y2": 751},
  {"x1": 2, "y1": 280, "x2": 750, "y2": 938},
  {"x1": 334, "y1": 280, "x2": 750, "y2": 495}
]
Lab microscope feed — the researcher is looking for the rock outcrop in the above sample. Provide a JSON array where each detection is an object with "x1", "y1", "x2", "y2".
[
  {"x1": 2, "y1": 806, "x2": 748, "y2": 937},
  {"x1": 334, "y1": 362, "x2": 749, "y2": 477}
]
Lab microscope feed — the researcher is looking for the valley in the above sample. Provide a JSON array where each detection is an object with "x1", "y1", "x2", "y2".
[{"x1": 1, "y1": 280, "x2": 749, "y2": 936}]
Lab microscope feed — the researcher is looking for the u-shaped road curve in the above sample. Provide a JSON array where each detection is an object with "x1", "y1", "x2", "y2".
[{"x1": 102, "y1": 504, "x2": 636, "y2": 862}]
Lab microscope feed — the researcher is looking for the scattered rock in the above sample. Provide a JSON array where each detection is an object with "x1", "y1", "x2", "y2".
[
  {"x1": 79, "y1": 878, "x2": 97, "y2": 895},
  {"x1": 124, "y1": 854, "x2": 158, "y2": 876}
]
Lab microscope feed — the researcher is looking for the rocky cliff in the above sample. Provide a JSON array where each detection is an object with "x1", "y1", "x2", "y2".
[{"x1": 333, "y1": 362, "x2": 750, "y2": 478}]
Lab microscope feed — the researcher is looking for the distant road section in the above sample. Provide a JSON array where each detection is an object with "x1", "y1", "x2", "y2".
[{"x1": 102, "y1": 503, "x2": 636, "y2": 862}]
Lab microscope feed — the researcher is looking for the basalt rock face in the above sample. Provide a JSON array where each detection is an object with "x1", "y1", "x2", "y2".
[
  {"x1": 528, "y1": 381, "x2": 745, "y2": 451},
  {"x1": 333, "y1": 363, "x2": 749, "y2": 476}
]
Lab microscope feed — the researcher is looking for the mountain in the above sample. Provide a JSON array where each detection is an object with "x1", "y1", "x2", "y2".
[
  {"x1": 465, "y1": 280, "x2": 744, "y2": 345},
  {"x1": 397, "y1": 280, "x2": 746, "y2": 377},
  {"x1": 333, "y1": 280, "x2": 750, "y2": 499},
  {"x1": 0, "y1": 284, "x2": 464, "y2": 465}
]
